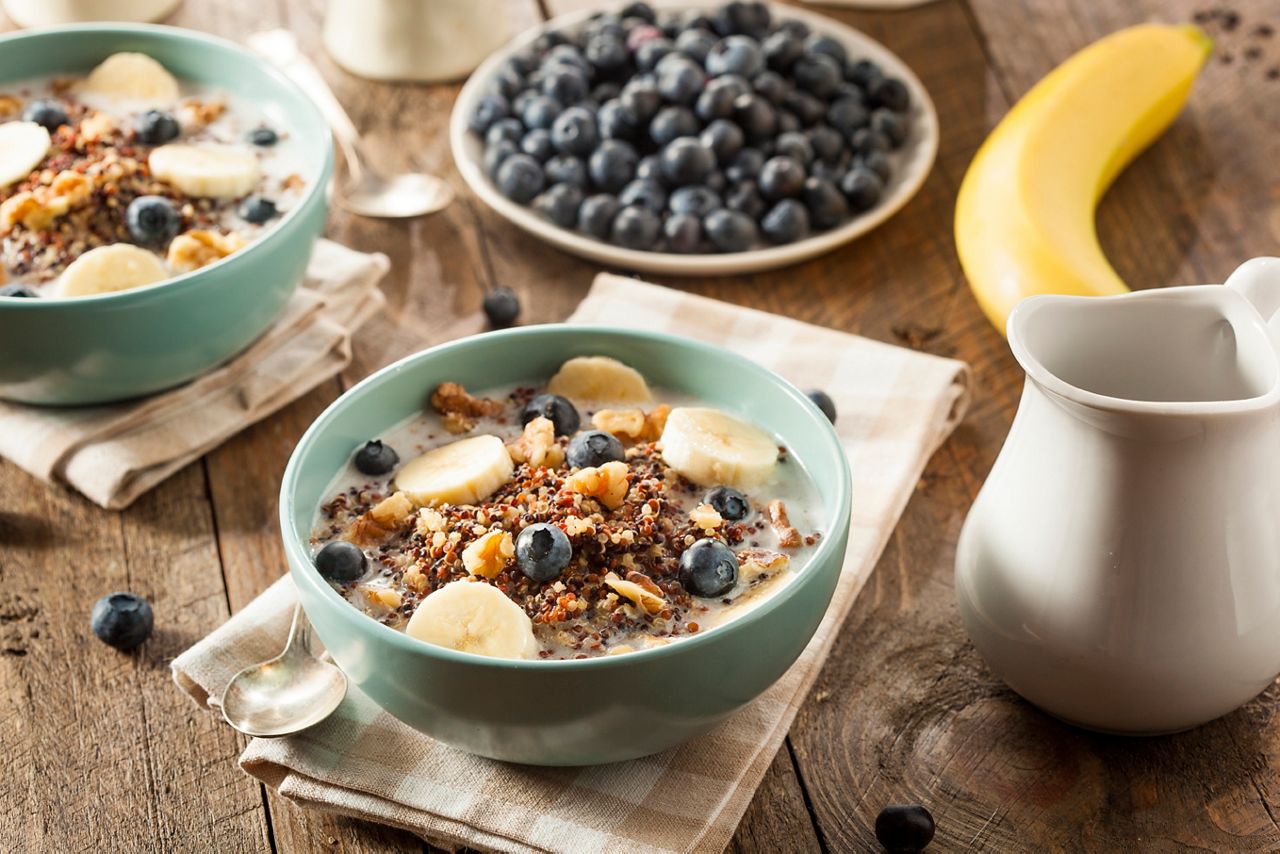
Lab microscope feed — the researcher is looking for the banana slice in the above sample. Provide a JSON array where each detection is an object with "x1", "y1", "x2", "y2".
[
  {"x1": 57, "y1": 244, "x2": 168, "y2": 297},
  {"x1": 405, "y1": 580, "x2": 540, "y2": 659},
  {"x1": 546, "y1": 356, "x2": 652, "y2": 403},
  {"x1": 659, "y1": 406, "x2": 778, "y2": 490},
  {"x1": 0, "y1": 122, "x2": 51, "y2": 189},
  {"x1": 149, "y1": 144, "x2": 260, "y2": 199},
  {"x1": 84, "y1": 53, "x2": 179, "y2": 103},
  {"x1": 395, "y1": 434, "x2": 513, "y2": 506}
]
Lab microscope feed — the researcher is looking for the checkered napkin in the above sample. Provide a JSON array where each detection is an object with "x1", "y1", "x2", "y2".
[
  {"x1": 0, "y1": 240, "x2": 387, "y2": 510},
  {"x1": 172, "y1": 273, "x2": 971, "y2": 854}
]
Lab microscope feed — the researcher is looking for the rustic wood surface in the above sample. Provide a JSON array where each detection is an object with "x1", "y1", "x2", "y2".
[{"x1": 2, "y1": 0, "x2": 1277, "y2": 850}]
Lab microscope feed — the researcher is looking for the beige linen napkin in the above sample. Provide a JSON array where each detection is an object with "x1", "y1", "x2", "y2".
[
  {"x1": 172, "y1": 274, "x2": 971, "y2": 854},
  {"x1": 0, "y1": 239, "x2": 388, "y2": 510}
]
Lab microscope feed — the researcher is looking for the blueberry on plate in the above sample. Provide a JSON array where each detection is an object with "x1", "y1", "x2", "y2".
[
  {"x1": 483, "y1": 286, "x2": 521, "y2": 327},
  {"x1": 610, "y1": 205, "x2": 661, "y2": 250},
  {"x1": 845, "y1": 58, "x2": 883, "y2": 88},
  {"x1": 774, "y1": 131, "x2": 814, "y2": 166},
  {"x1": 807, "y1": 124, "x2": 845, "y2": 163},
  {"x1": 705, "y1": 485, "x2": 750, "y2": 521},
  {"x1": 807, "y1": 389, "x2": 838, "y2": 423},
  {"x1": 809, "y1": 161, "x2": 847, "y2": 185},
  {"x1": 592, "y1": 81, "x2": 623, "y2": 103},
  {"x1": 125, "y1": 196, "x2": 181, "y2": 246},
  {"x1": 598, "y1": 99, "x2": 641, "y2": 141},
  {"x1": 694, "y1": 83, "x2": 736, "y2": 123},
  {"x1": 586, "y1": 37, "x2": 629, "y2": 74},
  {"x1": 805, "y1": 33, "x2": 849, "y2": 64},
  {"x1": 763, "y1": 31, "x2": 803, "y2": 72},
  {"x1": 567, "y1": 429, "x2": 626, "y2": 468},
  {"x1": 544, "y1": 154, "x2": 588, "y2": 188},
  {"x1": 776, "y1": 110, "x2": 801, "y2": 135},
  {"x1": 550, "y1": 106, "x2": 599, "y2": 157},
  {"x1": 588, "y1": 139, "x2": 639, "y2": 193},
  {"x1": 469, "y1": 94, "x2": 510, "y2": 135},
  {"x1": 522, "y1": 393, "x2": 580, "y2": 436},
  {"x1": 860, "y1": 150, "x2": 892, "y2": 184},
  {"x1": 802, "y1": 177, "x2": 849, "y2": 230},
  {"x1": 620, "y1": 79, "x2": 662, "y2": 123},
  {"x1": 22, "y1": 99, "x2": 68, "y2": 133},
  {"x1": 247, "y1": 125, "x2": 278, "y2": 146},
  {"x1": 90, "y1": 592, "x2": 154, "y2": 651},
  {"x1": 239, "y1": 196, "x2": 278, "y2": 225},
  {"x1": 541, "y1": 67, "x2": 589, "y2": 105},
  {"x1": 649, "y1": 105, "x2": 699, "y2": 147},
  {"x1": 533, "y1": 183, "x2": 584, "y2": 228},
  {"x1": 700, "y1": 119, "x2": 745, "y2": 164},
  {"x1": 485, "y1": 117, "x2": 524, "y2": 148},
  {"x1": 752, "y1": 70, "x2": 788, "y2": 105},
  {"x1": 520, "y1": 128, "x2": 556, "y2": 162},
  {"x1": 828, "y1": 97, "x2": 870, "y2": 135},
  {"x1": 354, "y1": 439, "x2": 400, "y2": 475},
  {"x1": 706, "y1": 35, "x2": 765, "y2": 78},
  {"x1": 712, "y1": 1, "x2": 770, "y2": 38},
  {"x1": 792, "y1": 53, "x2": 841, "y2": 98},
  {"x1": 0, "y1": 284, "x2": 37, "y2": 298},
  {"x1": 578, "y1": 193, "x2": 621, "y2": 239},
  {"x1": 495, "y1": 153, "x2": 545, "y2": 204},
  {"x1": 657, "y1": 57, "x2": 704, "y2": 106},
  {"x1": 659, "y1": 137, "x2": 716, "y2": 186},
  {"x1": 869, "y1": 76, "x2": 911, "y2": 113},
  {"x1": 669, "y1": 185, "x2": 722, "y2": 217},
  {"x1": 725, "y1": 181, "x2": 766, "y2": 219},
  {"x1": 733, "y1": 93, "x2": 777, "y2": 141},
  {"x1": 621, "y1": 1, "x2": 656, "y2": 23},
  {"x1": 664, "y1": 212, "x2": 703, "y2": 253},
  {"x1": 679, "y1": 539, "x2": 738, "y2": 598},
  {"x1": 841, "y1": 167, "x2": 883, "y2": 213},
  {"x1": 315, "y1": 540, "x2": 368, "y2": 583},
  {"x1": 516, "y1": 523, "x2": 573, "y2": 582},
  {"x1": 726, "y1": 147, "x2": 765, "y2": 183},
  {"x1": 520, "y1": 94, "x2": 563, "y2": 130},
  {"x1": 783, "y1": 89, "x2": 826, "y2": 127},
  {"x1": 635, "y1": 154, "x2": 663, "y2": 183},
  {"x1": 483, "y1": 140, "x2": 518, "y2": 178},
  {"x1": 134, "y1": 110, "x2": 181, "y2": 145},
  {"x1": 675, "y1": 27, "x2": 717, "y2": 64},
  {"x1": 759, "y1": 156, "x2": 806, "y2": 201},
  {"x1": 851, "y1": 127, "x2": 890, "y2": 157},
  {"x1": 761, "y1": 199, "x2": 810, "y2": 244},
  {"x1": 704, "y1": 209, "x2": 757, "y2": 253},
  {"x1": 875, "y1": 804, "x2": 935, "y2": 853},
  {"x1": 618, "y1": 179, "x2": 667, "y2": 213},
  {"x1": 635, "y1": 38, "x2": 675, "y2": 72},
  {"x1": 871, "y1": 108, "x2": 908, "y2": 148}
]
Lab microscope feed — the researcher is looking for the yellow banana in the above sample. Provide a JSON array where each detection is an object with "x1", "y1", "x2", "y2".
[{"x1": 955, "y1": 24, "x2": 1212, "y2": 334}]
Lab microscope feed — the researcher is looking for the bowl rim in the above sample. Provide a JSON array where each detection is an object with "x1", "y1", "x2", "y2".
[
  {"x1": 449, "y1": 1, "x2": 940, "y2": 276},
  {"x1": 0, "y1": 22, "x2": 334, "y2": 308},
  {"x1": 281, "y1": 324, "x2": 853, "y2": 671}
]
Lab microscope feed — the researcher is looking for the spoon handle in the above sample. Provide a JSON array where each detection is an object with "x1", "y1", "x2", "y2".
[{"x1": 284, "y1": 602, "x2": 312, "y2": 656}]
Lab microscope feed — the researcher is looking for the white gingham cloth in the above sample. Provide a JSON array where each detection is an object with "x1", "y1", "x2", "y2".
[
  {"x1": 173, "y1": 274, "x2": 971, "y2": 853},
  {"x1": 0, "y1": 239, "x2": 387, "y2": 509}
]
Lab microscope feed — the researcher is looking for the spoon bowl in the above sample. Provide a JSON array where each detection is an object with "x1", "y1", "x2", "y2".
[{"x1": 341, "y1": 170, "x2": 454, "y2": 219}]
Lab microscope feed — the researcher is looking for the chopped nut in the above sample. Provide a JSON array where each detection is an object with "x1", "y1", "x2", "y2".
[
  {"x1": 79, "y1": 111, "x2": 115, "y2": 142},
  {"x1": 591, "y1": 404, "x2": 670, "y2": 443},
  {"x1": 403, "y1": 567, "x2": 427, "y2": 592},
  {"x1": 461, "y1": 530, "x2": 514, "y2": 578},
  {"x1": 689, "y1": 503, "x2": 724, "y2": 531},
  {"x1": 565, "y1": 460, "x2": 629, "y2": 509},
  {"x1": 430, "y1": 382, "x2": 504, "y2": 428},
  {"x1": 441, "y1": 411, "x2": 474, "y2": 434},
  {"x1": 0, "y1": 95, "x2": 21, "y2": 118},
  {"x1": 348, "y1": 491, "x2": 415, "y2": 545},
  {"x1": 0, "y1": 171, "x2": 93, "y2": 234},
  {"x1": 645, "y1": 404, "x2": 671, "y2": 438},
  {"x1": 507, "y1": 415, "x2": 564, "y2": 468},
  {"x1": 416, "y1": 508, "x2": 447, "y2": 535},
  {"x1": 767, "y1": 500, "x2": 802, "y2": 548},
  {"x1": 738, "y1": 548, "x2": 790, "y2": 581},
  {"x1": 363, "y1": 586, "x2": 402, "y2": 610},
  {"x1": 282, "y1": 173, "x2": 305, "y2": 191},
  {"x1": 604, "y1": 570, "x2": 665, "y2": 614},
  {"x1": 178, "y1": 97, "x2": 227, "y2": 126},
  {"x1": 167, "y1": 229, "x2": 247, "y2": 273}
]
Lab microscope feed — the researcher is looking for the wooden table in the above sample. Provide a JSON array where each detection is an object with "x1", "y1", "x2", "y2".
[{"x1": 3, "y1": 0, "x2": 1278, "y2": 850}]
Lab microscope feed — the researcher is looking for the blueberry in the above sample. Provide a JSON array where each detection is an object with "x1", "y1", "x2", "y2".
[
  {"x1": 726, "y1": 147, "x2": 765, "y2": 183},
  {"x1": 828, "y1": 97, "x2": 870, "y2": 135},
  {"x1": 845, "y1": 58, "x2": 883, "y2": 88},
  {"x1": 725, "y1": 181, "x2": 766, "y2": 219},
  {"x1": 841, "y1": 167, "x2": 883, "y2": 213},
  {"x1": 541, "y1": 68, "x2": 589, "y2": 105},
  {"x1": 90, "y1": 592, "x2": 154, "y2": 651},
  {"x1": 22, "y1": 99, "x2": 68, "y2": 133},
  {"x1": 807, "y1": 124, "x2": 844, "y2": 163},
  {"x1": 488, "y1": 64, "x2": 524, "y2": 100},
  {"x1": 522, "y1": 393, "x2": 580, "y2": 436},
  {"x1": 761, "y1": 199, "x2": 809, "y2": 243},
  {"x1": 776, "y1": 19, "x2": 811, "y2": 40},
  {"x1": 578, "y1": 193, "x2": 620, "y2": 239},
  {"x1": 598, "y1": 99, "x2": 641, "y2": 140},
  {"x1": 804, "y1": 34, "x2": 848, "y2": 64},
  {"x1": 783, "y1": 90, "x2": 826, "y2": 126},
  {"x1": 705, "y1": 486, "x2": 750, "y2": 521},
  {"x1": 774, "y1": 131, "x2": 814, "y2": 165},
  {"x1": 512, "y1": 89, "x2": 538, "y2": 116},
  {"x1": 669, "y1": 185, "x2": 722, "y2": 217},
  {"x1": 483, "y1": 286, "x2": 521, "y2": 327},
  {"x1": 635, "y1": 38, "x2": 675, "y2": 72},
  {"x1": 763, "y1": 32, "x2": 803, "y2": 71},
  {"x1": 802, "y1": 177, "x2": 849, "y2": 229},
  {"x1": 793, "y1": 53, "x2": 841, "y2": 97},
  {"x1": 484, "y1": 139, "x2": 519, "y2": 177},
  {"x1": 238, "y1": 195, "x2": 278, "y2": 225},
  {"x1": 776, "y1": 110, "x2": 801, "y2": 135},
  {"x1": 832, "y1": 81, "x2": 866, "y2": 103},
  {"x1": 533, "y1": 31, "x2": 568, "y2": 54},
  {"x1": 649, "y1": 106, "x2": 699, "y2": 147},
  {"x1": 545, "y1": 154, "x2": 588, "y2": 188},
  {"x1": 619, "y1": 179, "x2": 667, "y2": 213},
  {"x1": 520, "y1": 128, "x2": 556, "y2": 162},
  {"x1": 516, "y1": 523, "x2": 573, "y2": 582},
  {"x1": 869, "y1": 76, "x2": 911, "y2": 113},
  {"x1": 707, "y1": 35, "x2": 765, "y2": 77},
  {"x1": 851, "y1": 127, "x2": 890, "y2": 157},
  {"x1": 315, "y1": 541, "x2": 368, "y2": 584},
  {"x1": 533, "y1": 182, "x2": 584, "y2": 228},
  {"x1": 592, "y1": 82, "x2": 623, "y2": 103},
  {"x1": 712, "y1": 1, "x2": 771, "y2": 38},
  {"x1": 705, "y1": 169, "x2": 727, "y2": 193},
  {"x1": 759, "y1": 156, "x2": 806, "y2": 200},
  {"x1": 701, "y1": 119, "x2": 745, "y2": 164},
  {"x1": 695, "y1": 83, "x2": 737, "y2": 123},
  {"x1": 0, "y1": 284, "x2": 37, "y2": 298},
  {"x1": 657, "y1": 57, "x2": 704, "y2": 105},
  {"x1": 810, "y1": 160, "x2": 846, "y2": 185},
  {"x1": 704, "y1": 209, "x2": 757, "y2": 252},
  {"x1": 588, "y1": 140, "x2": 639, "y2": 192},
  {"x1": 610, "y1": 205, "x2": 661, "y2": 250},
  {"x1": 586, "y1": 37, "x2": 629, "y2": 74},
  {"x1": 496, "y1": 153, "x2": 545, "y2": 203},
  {"x1": 871, "y1": 108, "x2": 908, "y2": 147},
  {"x1": 485, "y1": 117, "x2": 524, "y2": 147},
  {"x1": 733, "y1": 93, "x2": 776, "y2": 140},
  {"x1": 875, "y1": 805, "x2": 935, "y2": 853},
  {"x1": 566, "y1": 430, "x2": 626, "y2": 468},
  {"x1": 354, "y1": 439, "x2": 399, "y2": 474},
  {"x1": 469, "y1": 94, "x2": 510, "y2": 134},
  {"x1": 125, "y1": 196, "x2": 181, "y2": 246},
  {"x1": 620, "y1": 2, "x2": 656, "y2": 22},
  {"x1": 860, "y1": 150, "x2": 892, "y2": 183},
  {"x1": 664, "y1": 212, "x2": 703, "y2": 253},
  {"x1": 751, "y1": 70, "x2": 788, "y2": 105},
  {"x1": 520, "y1": 94, "x2": 563, "y2": 130},
  {"x1": 679, "y1": 539, "x2": 738, "y2": 597},
  {"x1": 676, "y1": 28, "x2": 718, "y2": 63},
  {"x1": 807, "y1": 389, "x2": 837, "y2": 423},
  {"x1": 550, "y1": 107, "x2": 598, "y2": 157},
  {"x1": 136, "y1": 110, "x2": 181, "y2": 145},
  {"x1": 620, "y1": 79, "x2": 662, "y2": 122},
  {"x1": 635, "y1": 154, "x2": 663, "y2": 183},
  {"x1": 659, "y1": 137, "x2": 716, "y2": 186}
]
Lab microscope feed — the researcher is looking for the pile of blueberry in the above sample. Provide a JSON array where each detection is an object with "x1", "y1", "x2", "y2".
[{"x1": 468, "y1": 1, "x2": 912, "y2": 254}]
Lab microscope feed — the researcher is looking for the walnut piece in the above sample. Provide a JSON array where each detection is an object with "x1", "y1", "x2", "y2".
[
  {"x1": 429, "y1": 382, "x2": 504, "y2": 434},
  {"x1": 348, "y1": 491, "x2": 415, "y2": 546},
  {"x1": 767, "y1": 499, "x2": 802, "y2": 549},
  {"x1": 738, "y1": 548, "x2": 790, "y2": 581},
  {"x1": 0, "y1": 171, "x2": 93, "y2": 234},
  {"x1": 79, "y1": 111, "x2": 115, "y2": 142},
  {"x1": 167, "y1": 230, "x2": 247, "y2": 273},
  {"x1": 604, "y1": 570, "x2": 665, "y2": 614},
  {"x1": 178, "y1": 97, "x2": 227, "y2": 127},
  {"x1": 461, "y1": 530, "x2": 515, "y2": 578},
  {"x1": 0, "y1": 95, "x2": 21, "y2": 119},
  {"x1": 506, "y1": 415, "x2": 564, "y2": 468},
  {"x1": 565, "y1": 460, "x2": 629, "y2": 510},
  {"x1": 415, "y1": 508, "x2": 447, "y2": 536},
  {"x1": 591, "y1": 404, "x2": 670, "y2": 443},
  {"x1": 362, "y1": 586, "x2": 402, "y2": 611},
  {"x1": 689, "y1": 503, "x2": 724, "y2": 531}
]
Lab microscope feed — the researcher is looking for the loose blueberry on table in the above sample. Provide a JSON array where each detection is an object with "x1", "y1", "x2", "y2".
[
  {"x1": 483, "y1": 286, "x2": 522, "y2": 327},
  {"x1": 470, "y1": 1, "x2": 913, "y2": 254},
  {"x1": 875, "y1": 804, "x2": 935, "y2": 852},
  {"x1": 90, "y1": 592, "x2": 154, "y2": 651}
]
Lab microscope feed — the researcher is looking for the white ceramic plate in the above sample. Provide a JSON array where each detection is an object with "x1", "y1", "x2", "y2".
[{"x1": 450, "y1": 2, "x2": 939, "y2": 276}]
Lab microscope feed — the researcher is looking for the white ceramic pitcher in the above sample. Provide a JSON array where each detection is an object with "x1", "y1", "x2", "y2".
[{"x1": 956, "y1": 258, "x2": 1280, "y2": 735}]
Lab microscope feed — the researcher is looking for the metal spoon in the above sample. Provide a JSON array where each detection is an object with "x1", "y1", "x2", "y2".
[
  {"x1": 247, "y1": 29, "x2": 454, "y2": 219},
  {"x1": 221, "y1": 604, "x2": 347, "y2": 738}
]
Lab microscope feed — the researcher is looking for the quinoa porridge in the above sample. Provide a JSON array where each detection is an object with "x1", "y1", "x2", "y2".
[
  {"x1": 0, "y1": 52, "x2": 306, "y2": 298},
  {"x1": 309, "y1": 354, "x2": 823, "y2": 660}
]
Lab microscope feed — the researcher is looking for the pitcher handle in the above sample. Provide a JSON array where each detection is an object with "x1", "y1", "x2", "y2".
[{"x1": 1226, "y1": 258, "x2": 1280, "y2": 336}]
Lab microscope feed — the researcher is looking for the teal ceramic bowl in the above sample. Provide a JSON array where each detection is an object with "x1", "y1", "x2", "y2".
[
  {"x1": 0, "y1": 24, "x2": 332, "y2": 405},
  {"x1": 281, "y1": 326, "x2": 852, "y2": 765}
]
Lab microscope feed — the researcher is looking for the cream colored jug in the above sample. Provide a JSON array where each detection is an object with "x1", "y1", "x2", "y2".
[{"x1": 957, "y1": 258, "x2": 1280, "y2": 734}]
